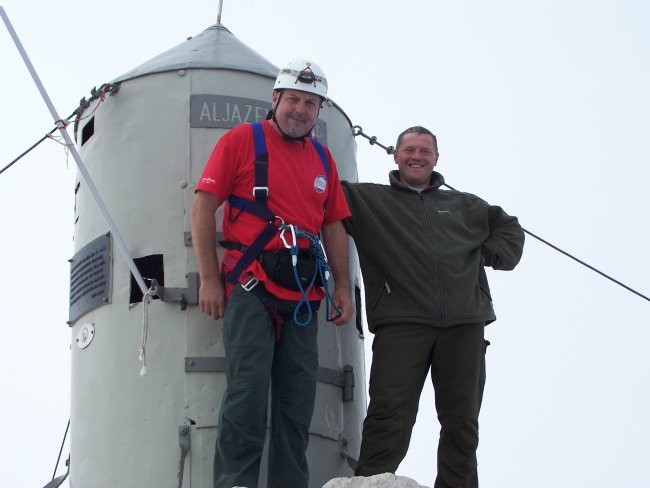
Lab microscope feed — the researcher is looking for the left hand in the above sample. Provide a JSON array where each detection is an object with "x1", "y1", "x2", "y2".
[{"x1": 330, "y1": 286, "x2": 354, "y2": 326}]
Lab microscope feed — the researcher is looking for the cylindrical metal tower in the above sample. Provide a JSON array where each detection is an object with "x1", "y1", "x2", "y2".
[{"x1": 68, "y1": 24, "x2": 365, "y2": 488}]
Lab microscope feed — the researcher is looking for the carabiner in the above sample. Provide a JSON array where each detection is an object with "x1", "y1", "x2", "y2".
[
  {"x1": 318, "y1": 239, "x2": 331, "y2": 281},
  {"x1": 272, "y1": 215, "x2": 285, "y2": 228},
  {"x1": 279, "y1": 224, "x2": 299, "y2": 266},
  {"x1": 280, "y1": 224, "x2": 297, "y2": 249}
]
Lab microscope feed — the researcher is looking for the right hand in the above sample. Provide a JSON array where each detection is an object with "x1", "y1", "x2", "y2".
[{"x1": 198, "y1": 279, "x2": 226, "y2": 320}]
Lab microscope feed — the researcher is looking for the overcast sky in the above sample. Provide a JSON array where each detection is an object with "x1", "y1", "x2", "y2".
[{"x1": 1, "y1": 1, "x2": 650, "y2": 487}]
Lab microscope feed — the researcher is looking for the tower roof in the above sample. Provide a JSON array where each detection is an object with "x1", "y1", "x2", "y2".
[{"x1": 113, "y1": 24, "x2": 278, "y2": 83}]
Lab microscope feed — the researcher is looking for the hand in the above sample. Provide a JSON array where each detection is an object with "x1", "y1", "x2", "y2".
[
  {"x1": 198, "y1": 279, "x2": 226, "y2": 320},
  {"x1": 330, "y1": 286, "x2": 354, "y2": 326}
]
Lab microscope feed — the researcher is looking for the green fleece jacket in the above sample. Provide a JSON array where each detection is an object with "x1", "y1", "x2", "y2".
[{"x1": 342, "y1": 171, "x2": 524, "y2": 331}]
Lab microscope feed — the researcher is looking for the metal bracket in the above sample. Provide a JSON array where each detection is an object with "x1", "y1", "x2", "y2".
[
  {"x1": 184, "y1": 231, "x2": 224, "y2": 247},
  {"x1": 151, "y1": 273, "x2": 199, "y2": 310},
  {"x1": 318, "y1": 364, "x2": 355, "y2": 402},
  {"x1": 338, "y1": 435, "x2": 358, "y2": 471},
  {"x1": 42, "y1": 455, "x2": 69, "y2": 488},
  {"x1": 185, "y1": 356, "x2": 225, "y2": 373},
  {"x1": 177, "y1": 425, "x2": 190, "y2": 488},
  {"x1": 185, "y1": 357, "x2": 355, "y2": 402}
]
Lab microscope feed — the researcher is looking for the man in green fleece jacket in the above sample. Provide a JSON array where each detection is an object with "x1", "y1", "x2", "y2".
[{"x1": 342, "y1": 126, "x2": 524, "y2": 488}]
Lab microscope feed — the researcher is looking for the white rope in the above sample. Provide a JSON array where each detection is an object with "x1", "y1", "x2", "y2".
[{"x1": 139, "y1": 288, "x2": 154, "y2": 376}]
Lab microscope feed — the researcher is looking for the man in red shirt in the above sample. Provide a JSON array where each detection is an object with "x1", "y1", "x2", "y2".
[{"x1": 191, "y1": 59, "x2": 353, "y2": 488}]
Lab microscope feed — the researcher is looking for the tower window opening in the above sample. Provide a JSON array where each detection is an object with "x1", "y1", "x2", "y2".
[
  {"x1": 81, "y1": 117, "x2": 95, "y2": 146},
  {"x1": 130, "y1": 254, "x2": 164, "y2": 304}
]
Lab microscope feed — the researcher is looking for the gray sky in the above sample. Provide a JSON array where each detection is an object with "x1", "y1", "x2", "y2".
[{"x1": 1, "y1": 1, "x2": 649, "y2": 487}]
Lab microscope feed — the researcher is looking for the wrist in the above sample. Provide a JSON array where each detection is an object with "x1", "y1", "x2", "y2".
[{"x1": 333, "y1": 281, "x2": 352, "y2": 291}]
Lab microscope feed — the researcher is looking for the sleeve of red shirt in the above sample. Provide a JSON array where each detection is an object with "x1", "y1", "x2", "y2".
[{"x1": 194, "y1": 124, "x2": 253, "y2": 202}]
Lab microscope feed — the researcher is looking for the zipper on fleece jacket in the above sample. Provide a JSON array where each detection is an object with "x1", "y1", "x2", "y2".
[{"x1": 419, "y1": 192, "x2": 446, "y2": 323}]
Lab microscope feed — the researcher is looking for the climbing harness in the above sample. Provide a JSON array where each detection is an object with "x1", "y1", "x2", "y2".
[
  {"x1": 352, "y1": 125, "x2": 650, "y2": 303},
  {"x1": 222, "y1": 122, "x2": 342, "y2": 336}
]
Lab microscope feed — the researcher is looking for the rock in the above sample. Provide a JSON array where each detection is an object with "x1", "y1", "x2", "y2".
[{"x1": 323, "y1": 472, "x2": 431, "y2": 488}]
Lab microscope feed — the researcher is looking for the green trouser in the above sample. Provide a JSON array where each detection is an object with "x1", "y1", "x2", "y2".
[
  {"x1": 355, "y1": 323, "x2": 487, "y2": 488},
  {"x1": 213, "y1": 285, "x2": 319, "y2": 488}
]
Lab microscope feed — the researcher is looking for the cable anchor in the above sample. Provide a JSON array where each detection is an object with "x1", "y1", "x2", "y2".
[{"x1": 351, "y1": 125, "x2": 394, "y2": 154}]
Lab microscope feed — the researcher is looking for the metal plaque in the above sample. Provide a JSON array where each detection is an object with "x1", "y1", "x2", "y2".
[
  {"x1": 76, "y1": 322, "x2": 95, "y2": 349},
  {"x1": 69, "y1": 234, "x2": 112, "y2": 323},
  {"x1": 190, "y1": 94, "x2": 271, "y2": 128},
  {"x1": 190, "y1": 94, "x2": 327, "y2": 143}
]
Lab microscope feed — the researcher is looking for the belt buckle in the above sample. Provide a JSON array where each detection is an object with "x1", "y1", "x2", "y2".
[
  {"x1": 252, "y1": 186, "x2": 269, "y2": 199},
  {"x1": 242, "y1": 275, "x2": 259, "y2": 291}
]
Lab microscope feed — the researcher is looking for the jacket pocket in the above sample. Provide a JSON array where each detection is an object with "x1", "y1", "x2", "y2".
[
  {"x1": 477, "y1": 266, "x2": 492, "y2": 302},
  {"x1": 478, "y1": 283, "x2": 492, "y2": 302},
  {"x1": 370, "y1": 281, "x2": 391, "y2": 312}
]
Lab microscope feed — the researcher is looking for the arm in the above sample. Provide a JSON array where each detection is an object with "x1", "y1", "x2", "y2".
[
  {"x1": 481, "y1": 205, "x2": 525, "y2": 270},
  {"x1": 321, "y1": 220, "x2": 354, "y2": 326},
  {"x1": 191, "y1": 190, "x2": 226, "y2": 319},
  {"x1": 339, "y1": 182, "x2": 355, "y2": 237}
]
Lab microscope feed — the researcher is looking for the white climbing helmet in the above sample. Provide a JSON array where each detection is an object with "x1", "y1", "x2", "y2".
[{"x1": 274, "y1": 59, "x2": 328, "y2": 100}]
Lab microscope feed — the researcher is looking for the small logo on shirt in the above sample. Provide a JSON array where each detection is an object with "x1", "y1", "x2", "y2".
[
  {"x1": 201, "y1": 177, "x2": 216, "y2": 185},
  {"x1": 314, "y1": 175, "x2": 327, "y2": 193},
  {"x1": 437, "y1": 210, "x2": 452, "y2": 214}
]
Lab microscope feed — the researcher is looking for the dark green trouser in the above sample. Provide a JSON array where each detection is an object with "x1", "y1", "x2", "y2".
[
  {"x1": 355, "y1": 323, "x2": 487, "y2": 488},
  {"x1": 213, "y1": 285, "x2": 319, "y2": 488}
]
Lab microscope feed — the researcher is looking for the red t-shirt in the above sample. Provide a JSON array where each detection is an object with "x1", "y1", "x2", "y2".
[{"x1": 196, "y1": 120, "x2": 351, "y2": 300}]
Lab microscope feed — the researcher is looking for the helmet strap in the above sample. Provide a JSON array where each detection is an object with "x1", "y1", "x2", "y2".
[{"x1": 272, "y1": 111, "x2": 312, "y2": 141}]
